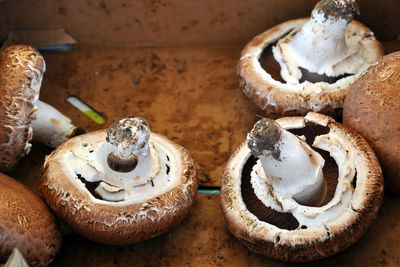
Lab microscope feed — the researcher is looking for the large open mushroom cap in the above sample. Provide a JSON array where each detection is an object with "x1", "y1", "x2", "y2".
[
  {"x1": 41, "y1": 129, "x2": 197, "y2": 245},
  {"x1": 0, "y1": 45, "x2": 44, "y2": 172},
  {"x1": 221, "y1": 112, "x2": 383, "y2": 262},
  {"x1": 0, "y1": 172, "x2": 61, "y2": 267},
  {"x1": 237, "y1": 18, "x2": 383, "y2": 117}
]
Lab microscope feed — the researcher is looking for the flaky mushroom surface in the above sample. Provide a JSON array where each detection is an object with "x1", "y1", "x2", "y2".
[
  {"x1": 0, "y1": 172, "x2": 61, "y2": 267},
  {"x1": 238, "y1": 0, "x2": 383, "y2": 117},
  {"x1": 221, "y1": 112, "x2": 383, "y2": 262},
  {"x1": 41, "y1": 117, "x2": 197, "y2": 244},
  {"x1": 0, "y1": 45, "x2": 77, "y2": 173}
]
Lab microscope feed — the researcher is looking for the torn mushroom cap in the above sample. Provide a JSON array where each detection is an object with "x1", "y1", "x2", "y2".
[
  {"x1": 41, "y1": 117, "x2": 198, "y2": 244},
  {"x1": 0, "y1": 44, "x2": 77, "y2": 173},
  {"x1": 221, "y1": 112, "x2": 383, "y2": 262},
  {"x1": 237, "y1": 0, "x2": 383, "y2": 116},
  {"x1": 247, "y1": 118, "x2": 326, "y2": 207}
]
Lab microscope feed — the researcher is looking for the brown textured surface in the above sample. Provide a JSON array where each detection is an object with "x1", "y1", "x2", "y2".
[
  {"x1": 343, "y1": 52, "x2": 400, "y2": 193},
  {"x1": 4, "y1": 44, "x2": 400, "y2": 265},
  {"x1": 0, "y1": 0, "x2": 399, "y2": 48},
  {"x1": 0, "y1": 45, "x2": 44, "y2": 173},
  {"x1": 42, "y1": 130, "x2": 198, "y2": 245},
  {"x1": 0, "y1": 172, "x2": 61, "y2": 267}
]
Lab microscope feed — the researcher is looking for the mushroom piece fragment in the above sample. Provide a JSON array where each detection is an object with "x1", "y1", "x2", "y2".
[
  {"x1": 221, "y1": 112, "x2": 383, "y2": 262},
  {"x1": 0, "y1": 45, "x2": 77, "y2": 172},
  {"x1": 41, "y1": 116, "x2": 197, "y2": 244},
  {"x1": 237, "y1": 0, "x2": 383, "y2": 117}
]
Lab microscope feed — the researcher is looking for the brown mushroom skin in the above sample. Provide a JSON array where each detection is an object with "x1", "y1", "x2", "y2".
[
  {"x1": 0, "y1": 172, "x2": 61, "y2": 267},
  {"x1": 0, "y1": 45, "x2": 44, "y2": 173},
  {"x1": 41, "y1": 130, "x2": 198, "y2": 245},
  {"x1": 343, "y1": 51, "x2": 400, "y2": 193}
]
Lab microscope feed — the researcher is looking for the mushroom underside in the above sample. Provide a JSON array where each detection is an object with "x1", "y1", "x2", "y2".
[
  {"x1": 221, "y1": 114, "x2": 383, "y2": 262},
  {"x1": 242, "y1": 121, "x2": 341, "y2": 231},
  {"x1": 41, "y1": 131, "x2": 198, "y2": 244},
  {"x1": 238, "y1": 19, "x2": 383, "y2": 117},
  {"x1": 259, "y1": 35, "x2": 353, "y2": 85}
]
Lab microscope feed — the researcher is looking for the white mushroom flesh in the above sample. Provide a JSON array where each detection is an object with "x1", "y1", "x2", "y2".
[
  {"x1": 247, "y1": 119, "x2": 326, "y2": 207},
  {"x1": 248, "y1": 114, "x2": 358, "y2": 230},
  {"x1": 31, "y1": 99, "x2": 77, "y2": 148},
  {"x1": 94, "y1": 182, "x2": 126, "y2": 202},
  {"x1": 273, "y1": 0, "x2": 364, "y2": 84},
  {"x1": 59, "y1": 131, "x2": 183, "y2": 205}
]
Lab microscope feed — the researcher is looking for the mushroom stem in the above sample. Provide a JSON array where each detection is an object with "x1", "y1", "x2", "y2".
[
  {"x1": 247, "y1": 118, "x2": 326, "y2": 206},
  {"x1": 31, "y1": 99, "x2": 77, "y2": 148},
  {"x1": 106, "y1": 117, "x2": 152, "y2": 174},
  {"x1": 273, "y1": 0, "x2": 359, "y2": 83}
]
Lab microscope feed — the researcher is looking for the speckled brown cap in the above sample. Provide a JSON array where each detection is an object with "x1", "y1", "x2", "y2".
[
  {"x1": 0, "y1": 172, "x2": 61, "y2": 266},
  {"x1": 343, "y1": 51, "x2": 400, "y2": 193},
  {"x1": 221, "y1": 113, "x2": 383, "y2": 262},
  {"x1": 0, "y1": 45, "x2": 44, "y2": 172},
  {"x1": 41, "y1": 130, "x2": 198, "y2": 244}
]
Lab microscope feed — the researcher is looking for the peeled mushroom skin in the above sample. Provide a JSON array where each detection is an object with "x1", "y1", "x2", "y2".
[
  {"x1": 343, "y1": 51, "x2": 400, "y2": 193},
  {"x1": 237, "y1": 0, "x2": 383, "y2": 117},
  {"x1": 0, "y1": 172, "x2": 61, "y2": 267},
  {"x1": 41, "y1": 129, "x2": 198, "y2": 245},
  {"x1": 221, "y1": 112, "x2": 383, "y2": 262}
]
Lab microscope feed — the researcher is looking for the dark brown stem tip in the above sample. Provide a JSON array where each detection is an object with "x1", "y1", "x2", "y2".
[
  {"x1": 247, "y1": 118, "x2": 282, "y2": 160},
  {"x1": 315, "y1": 0, "x2": 359, "y2": 21},
  {"x1": 107, "y1": 153, "x2": 138, "y2": 173}
]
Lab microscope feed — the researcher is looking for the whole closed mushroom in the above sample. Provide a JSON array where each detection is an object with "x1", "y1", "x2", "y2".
[
  {"x1": 0, "y1": 172, "x2": 61, "y2": 267},
  {"x1": 0, "y1": 45, "x2": 77, "y2": 173},
  {"x1": 238, "y1": 0, "x2": 383, "y2": 117},
  {"x1": 41, "y1": 116, "x2": 198, "y2": 244},
  {"x1": 343, "y1": 51, "x2": 400, "y2": 193},
  {"x1": 221, "y1": 112, "x2": 383, "y2": 262}
]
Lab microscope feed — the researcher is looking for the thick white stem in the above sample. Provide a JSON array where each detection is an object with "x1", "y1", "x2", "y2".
[
  {"x1": 248, "y1": 119, "x2": 326, "y2": 206},
  {"x1": 260, "y1": 130, "x2": 326, "y2": 205},
  {"x1": 287, "y1": 12, "x2": 348, "y2": 75},
  {"x1": 273, "y1": 0, "x2": 358, "y2": 82},
  {"x1": 31, "y1": 99, "x2": 77, "y2": 148}
]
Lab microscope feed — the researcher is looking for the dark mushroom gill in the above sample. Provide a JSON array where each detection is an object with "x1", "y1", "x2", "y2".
[{"x1": 241, "y1": 122, "x2": 339, "y2": 230}]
